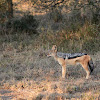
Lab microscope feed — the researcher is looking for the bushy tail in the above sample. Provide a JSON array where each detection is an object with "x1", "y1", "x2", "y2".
[{"x1": 88, "y1": 59, "x2": 94, "y2": 74}]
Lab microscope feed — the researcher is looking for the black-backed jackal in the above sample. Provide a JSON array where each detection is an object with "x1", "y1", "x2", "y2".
[{"x1": 47, "y1": 45, "x2": 94, "y2": 79}]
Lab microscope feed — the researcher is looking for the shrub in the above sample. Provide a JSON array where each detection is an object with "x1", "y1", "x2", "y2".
[{"x1": 6, "y1": 14, "x2": 39, "y2": 34}]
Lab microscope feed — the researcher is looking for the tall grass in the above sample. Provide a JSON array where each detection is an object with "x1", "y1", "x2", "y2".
[{"x1": 38, "y1": 22, "x2": 100, "y2": 53}]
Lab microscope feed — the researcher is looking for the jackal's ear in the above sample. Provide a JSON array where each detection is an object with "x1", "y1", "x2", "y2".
[{"x1": 52, "y1": 45, "x2": 57, "y2": 52}]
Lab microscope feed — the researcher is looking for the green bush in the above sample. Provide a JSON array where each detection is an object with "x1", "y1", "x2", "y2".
[{"x1": 6, "y1": 15, "x2": 39, "y2": 34}]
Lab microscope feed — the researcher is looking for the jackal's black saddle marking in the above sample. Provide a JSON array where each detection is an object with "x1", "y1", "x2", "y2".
[{"x1": 57, "y1": 52, "x2": 87, "y2": 59}]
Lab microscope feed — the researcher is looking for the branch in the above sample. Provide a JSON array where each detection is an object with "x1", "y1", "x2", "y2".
[
  {"x1": 34, "y1": 0, "x2": 65, "y2": 11},
  {"x1": 51, "y1": 0, "x2": 64, "y2": 8}
]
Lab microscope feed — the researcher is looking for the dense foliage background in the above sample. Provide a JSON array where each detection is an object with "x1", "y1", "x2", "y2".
[{"x1": 0, "y1": 0, "x2": 100, "y2": 53}]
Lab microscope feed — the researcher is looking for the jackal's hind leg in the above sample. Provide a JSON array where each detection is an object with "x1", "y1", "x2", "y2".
[
  {"x1": 81, "y1": 63, "x2": 90, "y2": 79},
  {"x1": 62, "y1": 65, "x2": 66, "y2": 78},
  {"x1": 86, "y1": 70, "x2": 90, "y2": 79}
]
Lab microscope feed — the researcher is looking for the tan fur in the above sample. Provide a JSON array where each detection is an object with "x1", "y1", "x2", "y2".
[{"x1": 47, "y1": 45, "x2": 92, "y2": 79}]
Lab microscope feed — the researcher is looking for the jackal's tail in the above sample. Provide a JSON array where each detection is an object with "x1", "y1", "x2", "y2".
[{"x1": 88, "y1": 59, "x2": 94, "y2": 74}]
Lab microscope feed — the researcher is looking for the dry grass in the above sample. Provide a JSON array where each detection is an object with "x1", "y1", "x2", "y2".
[{"x1": 0, "y1": 37, "x2": 100, "y2": 99}]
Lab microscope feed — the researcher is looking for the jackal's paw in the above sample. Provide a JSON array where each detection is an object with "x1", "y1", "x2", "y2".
[
  {"x1": 86, "y1": 76, "x2": 91, "y2": 79},
  {"x1": 60, "y1": 77, "x2": 66, "y2": 81},
  {"x1": 62, "y1": 76, "x2": 65, "y2": 79}
]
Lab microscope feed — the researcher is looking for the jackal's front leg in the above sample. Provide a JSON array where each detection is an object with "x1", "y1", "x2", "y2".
[{"x1": 62, "y1": 65, "x2": 66, "y2": 78}]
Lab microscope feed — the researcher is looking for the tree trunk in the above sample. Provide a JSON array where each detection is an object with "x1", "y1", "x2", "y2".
[{"x1": 7, "y1": 0, "x2": 13, "y2": 19}]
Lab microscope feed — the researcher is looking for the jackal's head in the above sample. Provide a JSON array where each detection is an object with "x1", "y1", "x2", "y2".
[{"x1": 47, "y1": 45, "x2": 57, "y2": 57}]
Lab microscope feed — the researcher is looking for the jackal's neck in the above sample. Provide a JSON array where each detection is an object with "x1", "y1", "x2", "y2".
[{"x1": 53, "y1": 54, "x2": 58, "y2": 61}]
